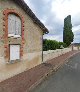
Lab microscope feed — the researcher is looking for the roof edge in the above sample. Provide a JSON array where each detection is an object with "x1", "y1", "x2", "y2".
[{"x1": 13, "y1": 0, "x2": 49, "y2": 34}]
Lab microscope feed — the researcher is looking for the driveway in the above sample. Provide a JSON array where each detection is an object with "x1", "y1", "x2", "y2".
[{"x1": 31, "y1": 52, "x2": 80, "y2": 92}]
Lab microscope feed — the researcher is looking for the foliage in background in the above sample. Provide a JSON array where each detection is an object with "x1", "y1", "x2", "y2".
[
  {"x1": 43, "y1": 39, "x2": 67, "y2": 51},
  {"x1": 63, "y1": 15, "x2": 74, "y2": 46}
]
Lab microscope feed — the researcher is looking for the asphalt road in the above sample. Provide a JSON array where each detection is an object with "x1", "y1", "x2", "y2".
[{"x1": 31, "y1": 52, "x2": 80, "y2": 92}]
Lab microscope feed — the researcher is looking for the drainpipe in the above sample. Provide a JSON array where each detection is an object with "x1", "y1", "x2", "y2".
[{"x1": 42, "y1": 34, "x2": 43, "y2": 63}]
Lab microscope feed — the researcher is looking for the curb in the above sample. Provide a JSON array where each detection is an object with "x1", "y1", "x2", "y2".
[{"x1": 28, "y1": 51, "x2": 80, "y2": 92}]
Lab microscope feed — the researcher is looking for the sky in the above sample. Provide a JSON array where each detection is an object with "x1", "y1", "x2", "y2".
[{"x1": 24, "y1": 0, "x2": 80, "y2": 43}]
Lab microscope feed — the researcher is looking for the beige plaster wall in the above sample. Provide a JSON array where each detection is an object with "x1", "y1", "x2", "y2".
[{"x1": 0, "y1": 0, "x2": 43, "y2": 82}]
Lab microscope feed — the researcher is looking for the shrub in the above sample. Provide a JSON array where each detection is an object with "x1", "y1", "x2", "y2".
[{"x1": 43, "y1": 39, "x2": 67, "y2": 51}]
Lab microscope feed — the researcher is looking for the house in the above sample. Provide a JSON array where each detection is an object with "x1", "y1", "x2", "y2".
[
  {"x1": 69, "y1": 43, "x2": 80, "y2": 50},
  {"x1": 0, "y1": 0, "x2": 49, "y2": 81}
]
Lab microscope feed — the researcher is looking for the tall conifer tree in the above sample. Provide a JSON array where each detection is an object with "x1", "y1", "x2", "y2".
[{"x1": 63, "y1": 15, "x2": 74, "y2": 46}]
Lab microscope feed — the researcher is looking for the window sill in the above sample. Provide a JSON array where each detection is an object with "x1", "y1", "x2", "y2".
[{"x1": 8, "y1": 34, "x2": 21, "y2": 38}]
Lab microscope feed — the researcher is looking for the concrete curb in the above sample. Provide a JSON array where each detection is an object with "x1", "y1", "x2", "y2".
[{"x1": 28, "y1": 51, "x2": 80, "y2": 92}]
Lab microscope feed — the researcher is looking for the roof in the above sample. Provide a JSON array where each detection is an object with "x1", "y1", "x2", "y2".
[
  {"x1": 13, "y1": 0, "x2": 49, "y2": 34},
  {"x1": 70, "y1": 43, "x2": 80, "y2": 46}
]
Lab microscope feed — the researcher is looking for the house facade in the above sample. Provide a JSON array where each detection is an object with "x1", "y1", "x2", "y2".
[{"x1": 0, "y1": 0, "x2": 48, "y2": 81}]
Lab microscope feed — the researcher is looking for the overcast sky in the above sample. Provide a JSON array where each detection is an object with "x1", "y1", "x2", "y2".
[{"x1": 24, "y1": 0, "x2": 80, "y2": 43}]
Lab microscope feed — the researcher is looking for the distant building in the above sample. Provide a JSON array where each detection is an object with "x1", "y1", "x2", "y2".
[{"x1": 70, "y1": 43, "x2": 80, "y2": 47}]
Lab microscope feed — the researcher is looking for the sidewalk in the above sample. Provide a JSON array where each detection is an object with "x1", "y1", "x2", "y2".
[{"x1": 0, "y1": 50, "x2": 79, "y2": 92}]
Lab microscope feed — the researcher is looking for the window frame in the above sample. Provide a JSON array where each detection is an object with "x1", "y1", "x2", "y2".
[
  {"x1": 3, "y1": 9, "x2": 25, "y2": 62},
  {"x1": 8, "y1": 14, "x2": 22, "y2": 38}
]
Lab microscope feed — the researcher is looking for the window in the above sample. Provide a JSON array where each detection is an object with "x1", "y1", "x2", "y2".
[
  {"x1": 8, "y1": 14, "x2": 21, "y2": 37},
  {"x1": 10, "y1": 45, "x2": 20, "y2": 61}
]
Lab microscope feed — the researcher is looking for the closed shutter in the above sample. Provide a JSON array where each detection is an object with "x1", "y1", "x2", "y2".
[
  {"x1": 10, "y1": 45, "x2": 20, "y2": 60},
  {"x1": 15, "y1": 16, "x2": 21, "y2": 36},
  {"x1": 8, "y1": 14, "x2": 21, "y2": 37},
  {"x1": 8, "y1": 14, "x2": 15, "y2": 36}
]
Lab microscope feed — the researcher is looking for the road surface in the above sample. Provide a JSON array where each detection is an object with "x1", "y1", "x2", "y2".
[{"x1": 31, "y1": 52, "x2": 80, "y2": 92}]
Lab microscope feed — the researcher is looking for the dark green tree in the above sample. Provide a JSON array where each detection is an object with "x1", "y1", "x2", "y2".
[{"x1": 63, "y1": 15, "x2": 74, "y2": 46}]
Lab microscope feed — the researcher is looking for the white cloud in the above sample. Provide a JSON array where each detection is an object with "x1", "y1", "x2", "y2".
[
  {"x1": 44, "y1": 34, "x2": 63, "y2": 42},
  {"x1": 51, "y1": 0, "x2": 80, "y2": 21},
  {"x1": 72, "y1": 25, "x2": 80, "y2": 33},
  {"x1": 24, "y1": 0, "x2": 36, "y2": 13},
  {"x1": 72, "y1": 25, "x2": 80, "y2": 42},
  {"x1": 24, "y1": 0, "x2": 80, "y2": 43}
]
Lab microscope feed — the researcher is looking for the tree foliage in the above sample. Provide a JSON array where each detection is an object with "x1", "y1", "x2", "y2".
[{"x1": 63, "y1": 15, "x2": 74, "y2": 46}]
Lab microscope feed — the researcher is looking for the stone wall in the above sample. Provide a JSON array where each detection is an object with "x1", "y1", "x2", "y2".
[
  {"x1": 43, "y1": 48, "x2": 72, "y2": 62},
  {"x1": 43, "y1": 47, "x2": 79, "y2": 62}
]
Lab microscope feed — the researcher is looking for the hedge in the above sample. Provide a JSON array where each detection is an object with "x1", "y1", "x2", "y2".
[{"x1": 43, "y1": 39, "x2": 67, "y2": 51}]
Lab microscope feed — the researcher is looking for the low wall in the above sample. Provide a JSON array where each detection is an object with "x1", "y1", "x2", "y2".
[{"x1": 43, "y1": 48, "x2": 72, "y2": 62}]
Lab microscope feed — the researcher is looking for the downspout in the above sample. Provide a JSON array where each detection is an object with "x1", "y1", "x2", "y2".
[{"x1": 42, "y1": 34, "x2": 43, "y2": 63}]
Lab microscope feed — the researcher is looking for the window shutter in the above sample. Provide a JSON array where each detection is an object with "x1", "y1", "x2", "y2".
[
  {"x1": 8, "y1": 14, "x2": 21, "y2": 37},
  {"x1": 8, "y1": 14, "x2": 15, "y2": 36},
  {"x1": 15, "y1": 16, "x2": 21, "y2": 35}
]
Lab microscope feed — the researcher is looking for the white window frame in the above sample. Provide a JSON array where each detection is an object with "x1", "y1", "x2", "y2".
[{"x1": 8, "y1": 14, "x2": 22, "y2": 38}]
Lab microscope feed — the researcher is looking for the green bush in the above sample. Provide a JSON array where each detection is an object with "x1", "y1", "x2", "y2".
[{"x1": 43, "y1": 39, "x2": 67, "y2": 51}]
